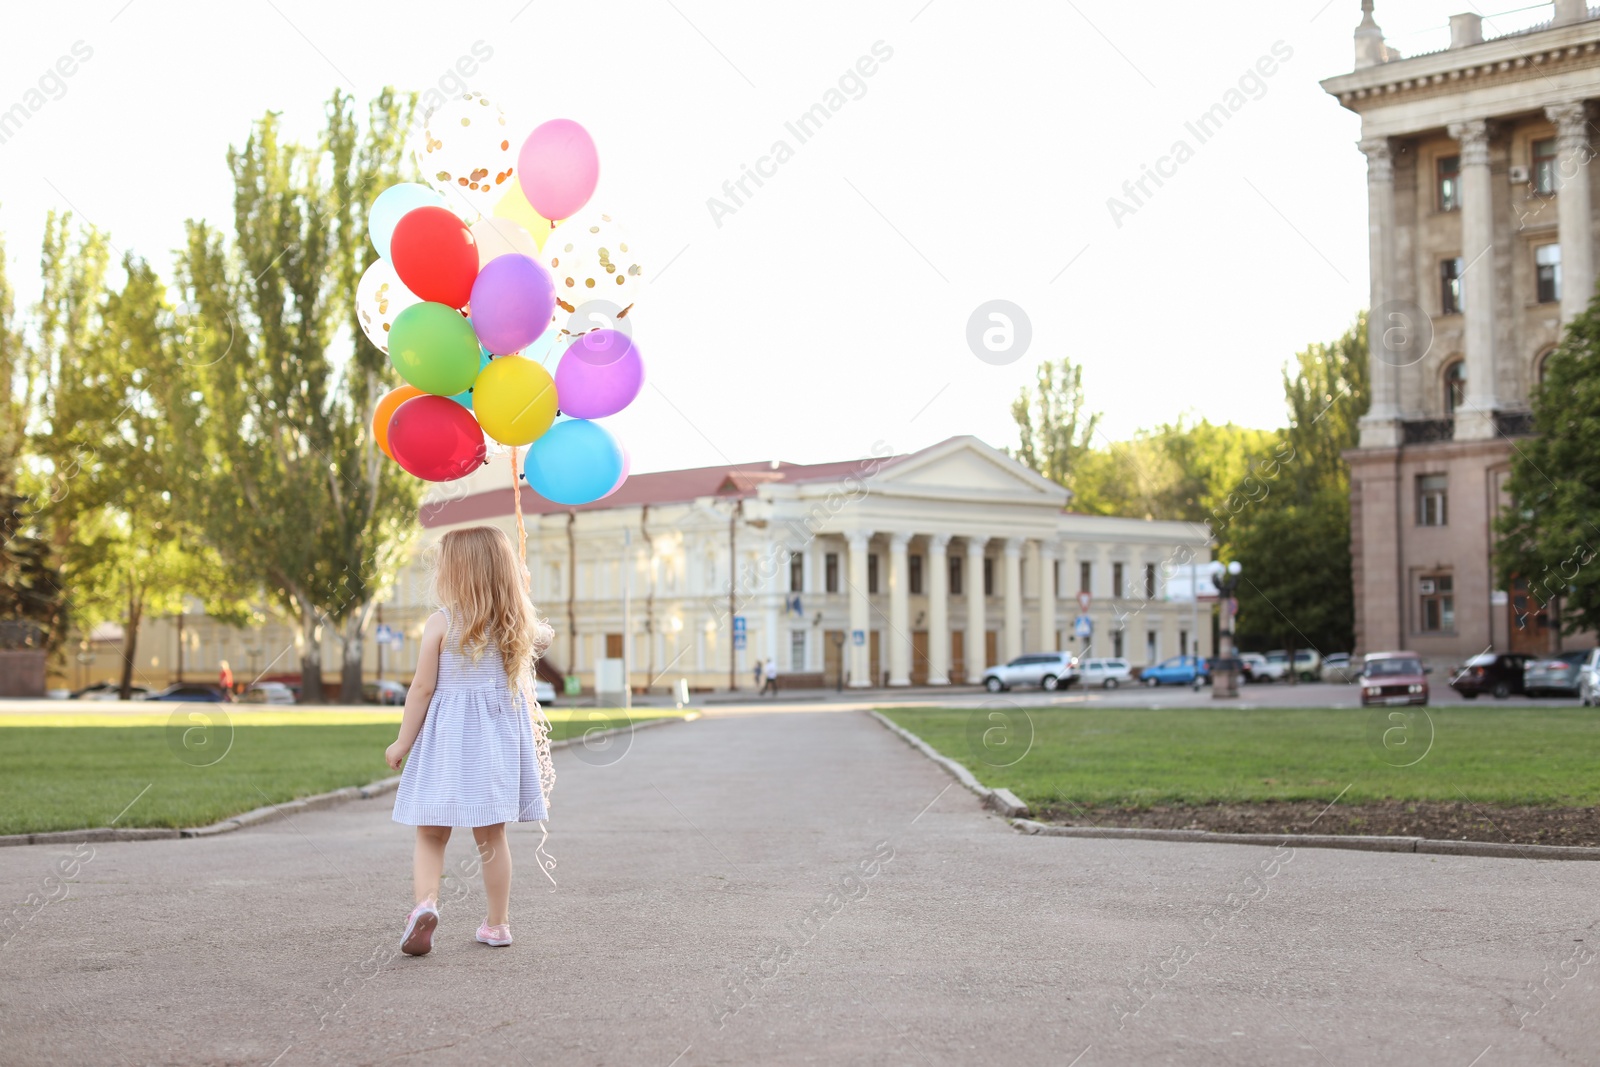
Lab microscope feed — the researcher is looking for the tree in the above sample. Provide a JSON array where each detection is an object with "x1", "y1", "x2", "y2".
[
  {"x1": 1011, "y1": 357, "x2": 1101, "y2": 495},
  {"x1": 1495, "y1": 299, "x2": 1600, "y2": 636}
]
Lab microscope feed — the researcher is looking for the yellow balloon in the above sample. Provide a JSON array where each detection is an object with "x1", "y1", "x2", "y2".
[
  {"x1": 473, "y1": 356, "x2": 558, "y2": 446},
  {"x1": 493, "y1": 179, "x2": 556, "y2": 252}
]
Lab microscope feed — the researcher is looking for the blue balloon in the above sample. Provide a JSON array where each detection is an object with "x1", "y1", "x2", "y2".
[
  {"x1": 522, "y1": 419, "x2": 624, "y2": 506},
  {"x1": 447, "y1": 349, "x2": 494, "y2": 411},
  {"x1": 369, "y1": 183, "x2": 449, "y2": 259}
]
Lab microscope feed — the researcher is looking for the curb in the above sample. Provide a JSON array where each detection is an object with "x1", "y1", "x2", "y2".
[
  {"x1": 867, "y1": 710, "x2": 1600, "y2": 862},
  {"x1": 0, "y1": 711, "x2": 698, "y2": 848},
  {"x1": 867, "y1": 709, "x2": 1031, "y2": 819}
]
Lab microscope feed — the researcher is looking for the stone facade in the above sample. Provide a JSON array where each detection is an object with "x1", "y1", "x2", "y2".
[{"x1": 1323, "y1": 1, "x2": 1600, "y2": 662}]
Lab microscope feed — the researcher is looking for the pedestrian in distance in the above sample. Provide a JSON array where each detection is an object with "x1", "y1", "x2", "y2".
[
  {"x1": 762, "y1": 657, "x2": 778, "y2": 697},
  {"x1": 386, "y1": 526, "x2": 556, "y2": 957},
  {"x1": 754, "y1": 659, "x2": 764, "y2": 689}
]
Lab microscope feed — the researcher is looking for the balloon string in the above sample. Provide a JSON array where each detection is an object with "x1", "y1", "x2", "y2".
[{"x1": 511, "y1": 444, "x2": 528, "y2": 586}]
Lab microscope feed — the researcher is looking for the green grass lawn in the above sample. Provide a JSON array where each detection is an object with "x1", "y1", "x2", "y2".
[
  {"x1": 880, "y1": 706, "x2": 1600, "y2": 810},
  {"x1": 0, "y1": 712, "x2": 681, "y2": 834}
]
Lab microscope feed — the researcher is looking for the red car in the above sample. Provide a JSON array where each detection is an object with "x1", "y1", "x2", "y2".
[{"x1": 1359, "y1": 651, "x2": 1429, "y2": 707}]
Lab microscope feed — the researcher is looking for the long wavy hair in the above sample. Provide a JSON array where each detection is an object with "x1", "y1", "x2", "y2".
[{"x1": 428, "y1": 526, "x2": 552, "y2": 686}]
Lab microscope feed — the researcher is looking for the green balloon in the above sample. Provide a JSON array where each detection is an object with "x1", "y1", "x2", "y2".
[{"x1": 388, "y1": 302, "x2": 481, "y2": 396}]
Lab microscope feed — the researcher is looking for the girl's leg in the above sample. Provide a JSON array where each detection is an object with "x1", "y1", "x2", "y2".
[
  {"x1": 471, "y1": 823, "x2": 512, "y2": 926},
  {"x1": 413, "y1": 825, "x2": 452, "y2": 905}
]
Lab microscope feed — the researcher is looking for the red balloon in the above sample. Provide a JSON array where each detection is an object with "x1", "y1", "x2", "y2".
[
  {"x1": 390, "y1": 206, "x2": 478, "y2": 308},
  {"x1": 388, "y1": 395, "x2": 486, "y2": 481}
]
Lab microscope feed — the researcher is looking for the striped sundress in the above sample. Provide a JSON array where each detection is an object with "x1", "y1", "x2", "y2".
[{"x1": 392, "y1": 610, "x2": 548, "y2": 827}]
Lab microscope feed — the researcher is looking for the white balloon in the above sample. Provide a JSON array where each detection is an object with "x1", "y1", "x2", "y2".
[
  {"x1": 543, "y1": 212, "x2": 644, "y2": 340},
  {"x1": 469, "y1": 216, "x2": 538, "y2": 269},
  {"x1": 355, "y1": 259, "x2": 422, "y2": 354},
  {"x1": 409, "y1": 92, "x2": 517, "y2": 219}
]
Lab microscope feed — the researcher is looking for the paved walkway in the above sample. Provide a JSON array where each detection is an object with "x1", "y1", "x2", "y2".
[{"x1": 1, "y1": 709, "x2": 1595, "y2": 1065}]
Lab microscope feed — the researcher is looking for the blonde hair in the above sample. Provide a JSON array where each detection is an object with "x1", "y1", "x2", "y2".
[{"x1": 429, "y1": 526, "x2": 553, "y2": 686}]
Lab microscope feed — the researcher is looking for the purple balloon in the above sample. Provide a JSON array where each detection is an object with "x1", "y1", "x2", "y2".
[
  {"x1": 554, "y1": 330, "x2": 645, "y2": 419},
  {"x1": 469, "y1": 254, "x2": 556, "y2": 356}
]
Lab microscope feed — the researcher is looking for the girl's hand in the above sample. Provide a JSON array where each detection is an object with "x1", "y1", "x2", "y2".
[{"x1": 385, "y1": 741, "x2": 408, "y2": 771}]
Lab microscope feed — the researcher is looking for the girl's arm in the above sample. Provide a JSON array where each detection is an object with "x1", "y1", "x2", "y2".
[{"x1": 386, "y1": 611, "x2": 447, "y2": 770}]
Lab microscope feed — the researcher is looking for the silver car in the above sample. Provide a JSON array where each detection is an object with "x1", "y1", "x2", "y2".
[{"x1": 983, "y1": 652, "x2": 1078, "y2": 692}]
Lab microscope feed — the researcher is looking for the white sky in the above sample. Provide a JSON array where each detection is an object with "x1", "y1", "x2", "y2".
[{"x1": 0, "y1": 1, "x2": 1551, "y2": 474}]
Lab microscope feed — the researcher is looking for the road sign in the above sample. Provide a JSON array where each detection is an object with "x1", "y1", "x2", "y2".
[
  {"x1": 733, "y1": 633, "x2": 747, "y2": 650},
  {"x1": 1077, "y1": 592, "x2": 1092, "y2": 612},
  {"x1": 852, "y1": 629, "x2": 865, "y2": 646},
  {"x1": 375, "y1": 624, "x2": 403, "y2": 647},
  {"x1": 732, "y1": 615, "x2": 747, "y2": 634},
  {"x1": 1073, "y1": 614, "x2": 1093, "y2": 638}
]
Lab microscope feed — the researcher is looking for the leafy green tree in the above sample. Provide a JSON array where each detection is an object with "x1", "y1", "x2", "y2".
[
  {"x1": 1495, "y1": 300, "x2": 1600, "y2": 636},
  {"x1": 1010, "y1": 357, "x2": 1101, "y2": 495}
]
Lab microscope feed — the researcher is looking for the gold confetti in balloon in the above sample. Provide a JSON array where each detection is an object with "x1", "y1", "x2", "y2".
[
  {"x1": 408, "y1": 92, "x2": 517, "y2": 219},
  {"x1": 543, "y1": 211, "x2": 644, "y2": 337},
  {"x1": 355, "y1": 259, "x2": 423, "y2": 353}
]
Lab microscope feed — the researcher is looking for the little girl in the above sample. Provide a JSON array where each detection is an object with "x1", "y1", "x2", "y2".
[{"x1": 385, "y1": 525, "x2": 555, "y2": 956}]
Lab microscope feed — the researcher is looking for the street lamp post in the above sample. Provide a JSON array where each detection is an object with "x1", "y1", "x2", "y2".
[{"x1": 1210, "y1": 561, "x2": 1243, "y2": 699}]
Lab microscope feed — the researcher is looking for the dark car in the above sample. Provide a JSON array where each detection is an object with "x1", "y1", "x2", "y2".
[
  {"x1": 1524, "y1": 650, "x2": 1593, "y2": 697},
  {"x1": 144, "y1": 683, "x2": 233, "y2": 703},
  {"x1": 1449, "y1": 653, "x2": 1534, "y2": 699},
  {"x1": 1359, "y1": 651, "x2": 1428, "y2": 706}
]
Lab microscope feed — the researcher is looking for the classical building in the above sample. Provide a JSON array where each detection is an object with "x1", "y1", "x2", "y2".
[
  {"x1": 1323, "y1": 0, "x2": 1600, "y2": 662},
  {"x1": 56, "y1": 437, "x2": 1209, "y2": 694}
]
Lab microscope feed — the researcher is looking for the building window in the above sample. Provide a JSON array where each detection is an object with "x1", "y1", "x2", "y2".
[
  {"x1": 1441, "y1": 256, "x2": 1464, "y2": 315},
  {"x1": 1444, "y1": 360, "x2": 1466, "y2": 414},
  {"x1": 1438, "y1": 155, "x2": 1461, "y2": 211},
  {"x1": 789, "y1": 553, "x2": 803, "y2": 593},
  {"x1": 909, "y1": 554, "x2": 923, "y2": 595},
  {"x1": 867, "y1": 554, "x2": 879, "y2": 594},
  {"x1": 1053, "y1": 560, "x2": 1061, "y2": 598},
  {"x1": 950, "y1": 554, "x2": 963, "y2": 596},
  {"x1": 825, "y1": 552, "x2": 839, "y2": 593},
  {"x1": 1533, "y1": 137, "x2": 1557, "y2": 195},
  {"x1": 1416, "y1": 474, "x2": 1448, "y2": 527},
  {"x1": 1419, "y1": 574, "x2": 1454, "y2": 632},
  {"x1": 1144, "y1": 563, "x2": 1157, "y2": 599},
  {"x1": 983, "y1": 557, "x2": 993, "y2": 596},
  {"x1": 1536, "y1": 243, "x2": 1562, "y2": 304},
  {"x1": 1079, "y1": 561, "x2": 1092, "y2": 595},
  {"x1": 1112, "y1": 562, "x2": 1125, "y2": 598},
  {"x1": 1146, "y1": 631, "x2": 1158, "y2": 664},
  {"x1": 790, "y1": 630, "x2": 806, "y2": 672},
  {"x1": 1180, "y1": 629, "x2": 1189, "y2": 656},
  {"x1": 1112, "y1": 629, "x2": 1124, "y2": 658},
  {"x1": 1536, "y1": 348, "x2": 1555, "y2": 385}
]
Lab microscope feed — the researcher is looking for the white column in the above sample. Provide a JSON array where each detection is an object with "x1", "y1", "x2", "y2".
[
  {"x1": 1548, "y1": 102, "x2": 1595, "y2": 327},
  {"x1": 965, "y1": 537, "x2": 988, "y2": 680},
  {"x1": 1448, "y1": 118, "x2": 1501, "y2": 439},
  {"x1": 846, "y1": 531, "x2": 871, "y2": 687},
  {"x1": 1003, "y1": 538, "x2": 1024, "y2": 661},
  {"x1": 1358, "y1": 137, "x2": 1403, "y2": 447},
  {"x1": 764, "y1": 547, "x2": 781, "y2": 670},
  {"x1": 887, "y1": 532, "x2": 911, "y2": 686},
  {"x1": 1036, "y1": 540, "x2": 1057, "y2": 653},
  {"x1": 926, "y1": 534, "x2": 951, "y2": 685}
]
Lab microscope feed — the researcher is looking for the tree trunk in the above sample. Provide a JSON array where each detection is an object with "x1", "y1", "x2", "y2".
[
  {"x1": 338, "y1": 601, "x2": 375, "y2": 704},
  {"x1": 119, "y1": 590, "x2": 142, "y2": 700},
  {"x1": 299, "y1": 598, "x2": 325, "y2": 704}
]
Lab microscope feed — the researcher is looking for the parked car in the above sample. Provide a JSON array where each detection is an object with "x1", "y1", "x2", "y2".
[
  {"x1": 362, "y1": 680, "x2": 408, "y2": 706},
  {"x1": 1580, "y1": 649, "x2": 1600, "y2": 707},
  {"x1": 1077, "y1": 657, "x2": 1134, "y2": 689},
  {"x1": 1292, "y1": 650, "x2": 1323, "y2": 681},
  {"x1": 1449, "y1": 653, "x2": 1534, "y2": 699},
  {"x1": 983, "y1": 652, "x2": 1078, "y2": 692},
  {"x1": 1321, "y1": 653, "x2": 1362, "y2": 684},
  {"x1": 69, "y1": 681, "x2": 149, "y2": 701},
  {"x1": 1255, "y1": 651, "x2": 1292, "y2": 683},
  {"x1": 1238, "y1": 652, "x2": 1269, "y2": 683},
  {"x1": 144, "y1": 683, "x2": 232, "y2": 703},
  {"x1": 535, "y1": 678, "x2": 557, "y2": 706},
  {"x1": 1359, "y1": 651, "x2": 1428, "y2": 706},
  {"x1": 1524, "y1": 650, "x2": 1592, "y2": 697},
  {"x1": 1140, "y1": 655, "x2": 1211, "y2": 687},
  {"x1": 241, "y1": 681, "x2": 297, "y2": 705}
]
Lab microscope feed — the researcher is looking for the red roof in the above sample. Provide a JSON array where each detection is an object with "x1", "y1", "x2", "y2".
[{"x1": 420, "y1": 454, "x2": 906, "y2": 527}]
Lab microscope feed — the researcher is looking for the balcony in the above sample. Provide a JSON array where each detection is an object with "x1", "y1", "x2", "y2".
[
  {"x1": 1495, "y1": 411, "x2": 1536, "y2": 437},
  {"x1": 1402, "y1": 418, "x2": 1454, "y2": 444}
]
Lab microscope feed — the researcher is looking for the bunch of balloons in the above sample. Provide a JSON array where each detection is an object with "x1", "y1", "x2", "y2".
[{"x1": 359, "y1": 94, "x2": 646, "y2": 507}]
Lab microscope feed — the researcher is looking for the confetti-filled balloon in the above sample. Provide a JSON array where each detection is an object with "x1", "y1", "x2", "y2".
[
  {"x1": 409, "y1": 92, "x2": 517, "y2": 218},
  {"x1": 544, "y1": 211, "x2": 643, "y2": 316},
  {"x1": 355, "y1": 259, "x2": 423, "y2": 354}
]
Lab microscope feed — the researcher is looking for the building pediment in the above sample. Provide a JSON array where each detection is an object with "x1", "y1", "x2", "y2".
[{"x1": 860, "y1": 436, "x2": 1070, "y2": 506}]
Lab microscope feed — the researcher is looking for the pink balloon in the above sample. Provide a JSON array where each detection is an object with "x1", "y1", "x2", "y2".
[
  {"x1": 598, "y1": 446, "x2": 631, "y2": 500},
  {"x1": 518, "y1": 120, "x2": 599, "y2": 221}
]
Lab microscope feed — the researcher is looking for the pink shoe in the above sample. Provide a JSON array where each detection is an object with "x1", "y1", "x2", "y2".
[
  {"x1": 476, "y1": 921, "x2": 512, "y2": 947},
  {"x1": 400, "y1": 901, "x2": 439, "y2": 956}
]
